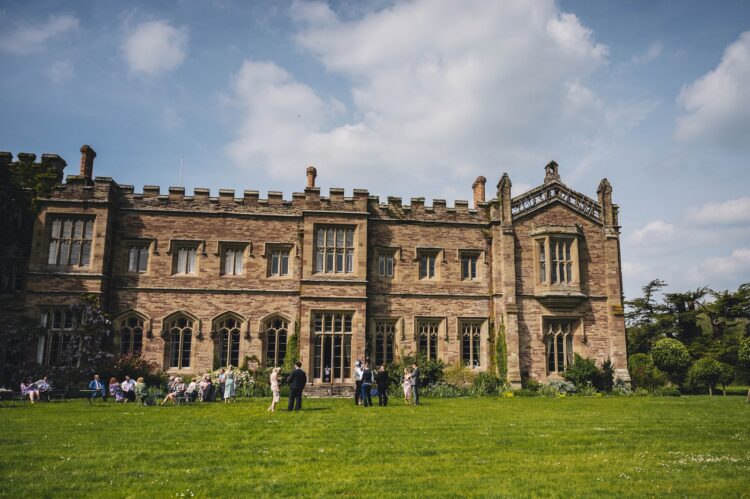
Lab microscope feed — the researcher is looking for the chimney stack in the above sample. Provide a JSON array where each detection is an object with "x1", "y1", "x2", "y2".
[
  {"x1": 472, "y1": 176, "x2": 486, "y2": 207},
  {"x1": 80, "y1": 145, "x2": 96, "y2": 180},
  {"x1": 306, "y1": 166, "x2": 317, "y2": 188}
]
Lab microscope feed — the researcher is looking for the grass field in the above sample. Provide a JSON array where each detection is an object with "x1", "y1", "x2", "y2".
[{"x1": 1, "y1": 396, "x2": 748, "y2": 497}]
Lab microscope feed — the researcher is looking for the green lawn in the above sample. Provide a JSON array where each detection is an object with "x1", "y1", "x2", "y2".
[{"x1": 1, "y1": 396, "x2": 748, "y2": 498}]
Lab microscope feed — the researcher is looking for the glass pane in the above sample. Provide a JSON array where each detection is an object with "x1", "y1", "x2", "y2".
[
  {"x1": 51, "y1": 219, "x2": 61, "y2": 238},
  {"x1": 85, "y1": 221, "x2": 94, "y2": 239},
  {"x1": 314, "y1": 334, "x2": 322, "y2": 379},
  {"x1": 170, "y1": 332, "x2": 180, "y2": 368},
  {"x1": 430, "y1": 334, "x2": 437, "y2": 360},
  {"x1": 182, "y1": 331, "x2": 192, "y2": 368},
  {"x1": 230, "y1": 331, "x2": 240, "y2": 367},
  {"x1": 345, "y1": 250, "x2": 353, "y2": 273},
  {"x1": 336, "y1": 229, "x2": 344, "y2": 248},
  {"x1": 462, "y1": 334, "x2": 471, "y2": 365},
  {"x1": 326, "y1": 229, "x2": 334, "y2": 247},
  {"x1": 73, "y1": 220, "x2": 84, "y2": 238},
  {"x1": 316, "y1": 229, "x2": 324, "y2": 248},
  {"x1": 315, "y1": 252, "x2": 323, "y2": 272},
  {"x1": 420, "y1": 256, "x2": 427, "y2": 278},
  {"x1": 60, "y1": 241, "x2": 70, "y2": 265},
  {"x1": 429, "y1": 256, "x2": 435, "y2": 277},
  {"x1": 225, "y1": 250, "x2": 235, "y2": 275},
  {"x1": 281, "y1": 254, "x2": 289, "y2": 275},
  {"x1": 187, "y1": 249, "x2": 196, "y2": 274},
  {"x1": 326, "y1": 252, "x2": 333, "y2": 272},
  {"x1": 346, "y1": 229, "x2": 353, "y2": 248},
  {"x1": 52, "y1": 310, "x2": 62, "y2": 329},
  {"x1": 324, "y1": 314, "x2": 333, "y2": 332},
  {"x1": 133, "y1": 328, "x2": 143, "y2": 355},
  {"x1": 386, "y1": 256, "x2": 393, "y2": 276},
  {"x1": 271, "y1": 253, "x2": 279, "y2": 274},
  {"x1": 343, "y1": 335, "x2": 352, "y2": 378},
  {"x1": 379, "y1": 255, "x2": 385, "y2": 276},
  {"x1": 473, "y1": 334, "x2": 481, "y2": 367},
  {"x1": 547, "y1": 336, "x2": 555, "y2": 372},
  {"x1": 81, "y1": 242, "x2": 91, "y2": 266},
  {"x1": 277, "y1": 329, "x2": 287, "y2": 366},
  {"x1": 139, "y1": 248, "x2": 148, "y2": 272},
  {"x1": 336, "y1": 251, "x2": 343, "y2": 272},
  {"x1": 48, "y1": 241, "x2": 58, "y2": 265},
  {"x1": 333, "y1": 334, "x2": 342, "y2": 378},
  {"x1": 556, "y1": 335, "x2": 564, "y2": 371},
  {"x1": 121, "y1": 328, "x2": 131, "y2": 355},
  {"x1": 344, "y1": 314, "x2": 352, "y2": 332},
  {"x1": 70, "y1": 241, "x2": 81, "y2": 265},
  {"x1": 265, "y1": 331, "x2": 276, "y2": 367},
  {"x1": 62, "y1": 220, "x2": 73, "y2": 238},
  {"x1": 129, "y1": 248, "x2": 138, "y2": 272}
]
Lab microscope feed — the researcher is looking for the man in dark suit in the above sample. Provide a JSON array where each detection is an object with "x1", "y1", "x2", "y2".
[
  {"x1": 375, "y1": 365, "x2": 389, "y2": 406},
  {"x1": 410, "y1": 363, "x2": 420, "y2": 405},
  {"x1": 287, "y1": 361, "x2": 307, "y2": 411}
]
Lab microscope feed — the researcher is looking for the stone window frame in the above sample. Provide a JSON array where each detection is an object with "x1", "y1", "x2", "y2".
[
  {"x1": 38, "y1": 307, "x2": 82, "y2": 366},
  {"x1": 540, "y1": 316, "x2": 582, "y2": 376},
  {"x1": 167, "y1": 240, "x2": 205, "y2": 276},
  {"x1": 161, "y1": 311, "x2": 201, "y2": 371},
  {"x1": 313, "y1": 225, "x2": 356, "y2": 275},
  {"x1": 375, "y1": 247, "x2": 399, "y2": 279},
  {"x1": 369, "y1": 317, "x2": 399, "y2": 366},
  {"x1": 210, "y1": 312, "x2": 245, "y2": 369},
  {"x1": 263, "y1": 242, "x2": 294, "y2": 278},
  {"x1": 459, "y1": 249, "x2": 483, "y2": 281},
  {"x1": 113, "y1": 309, "x2": 151, "y2": 356},
  {"x1": 531, "y1": 225, "x2": 582, "y2": 293},
  {"x1": 124, "y1": 238, "x2": 154, "y2": 274},
  {"x1": 416, "y1": 247, "x2": 442, "y2": 281},
  {"x1": 46, "y1": 215, "x2": 95, "y2": 268},
  {"x1": 414, "y1": 316, "x2": 445, "y2": 361},
  {"x1": 260, "y1": 314, "x2": 291, "y2": 368},
  {"x1": 216, "y1": 241, "x2": 248, "y2": 277},
  {"x1": 458, "y1": 318, "x2": 487, "y2": 368},
  {"x1": 312, "y1": 310, "x2": 355, "y2": 382}
]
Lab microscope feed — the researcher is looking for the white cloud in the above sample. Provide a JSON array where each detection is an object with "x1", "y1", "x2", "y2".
[
  {"x1": 122, "y1": 20, "x2": 188, "y2": 75},
  {"x1": 622, "y1": 261, "x2": 648, "y2": 279},
  {"x1": 688, "y1": 197, "x2": 750, "y2": 225},
  {"x1": 224, "y1": 0, "x2": 612, "y2": 197},
  {"x1": 47, "y1": 60, "x2": 74, "y2": 83},
  {"x1": 629, "y1": 220, "x2": 676, "y2": 244},
  {"x1": 0, "y1": 14, "x2": 78, "y2": 55},
  {"x1": 692, "y1": 248, "x2": 750, "y2": 280},
  {"x1": 675, "y1": 31, "x2": 750, "y2": 149},
  {"x1": 628, "y1": 42, "x2": 662, "y2": 65}
]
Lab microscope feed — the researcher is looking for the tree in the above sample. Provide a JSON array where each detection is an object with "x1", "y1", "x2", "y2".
[
  {"x1": 717, "y1": 362, "x2": 735, "y2": 396},
  {"x1": 651, "y1": 338, "x2": 692, "y2": 386},
  {"x1": 687, "y1": 357, "x2": 723, "y2": 395},
  {"x1": 627, "y1": 353, "x2": 667, "y2": 391},
  {"x1": 738, "y1": 337, "x2": 750, "y2": 367},
  {"x1": 563, "y1": 354, "x2": 601, "y2": 390},
  {"x1": 625, "y1": 280, "x2": 673, "y2": 354}
]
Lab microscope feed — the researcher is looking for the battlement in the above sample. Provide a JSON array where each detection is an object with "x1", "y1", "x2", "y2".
[{"x1": 0, "y1": 151, "x2": 67, "y2": 185}]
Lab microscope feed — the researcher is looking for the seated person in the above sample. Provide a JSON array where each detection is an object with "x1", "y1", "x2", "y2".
[
  {"x1": 161, "y1": 378, "x2": 186, "y2": 405},
  {"x1": 134, "y1": 377, "x2": 148, "y2": 405},
  {"x1": 21, "y1": 378, "x2": 39, "y2": 404},
  {"x1": 88, "y1": 374, "x2": 106, "y2": 400},
  {"x1": 186, "y1": 378, "x2": 199, "y2": 403},
  {"x1": 109, "y1": 377, "x2": 126, "y2": 403},
  {"x1": 35, "y1": 376, "x2": 51, "y2": 401}
]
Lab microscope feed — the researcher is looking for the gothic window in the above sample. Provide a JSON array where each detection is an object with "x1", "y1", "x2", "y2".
[
  {"x1": 221, "y1": 246, "x2": 244, "y2": 276},
  {"x1": 47, "y1": 217, "x2": 94, "y2": 267},
  {"x1": 166, "y1": 315, "x2": 193, "y2": 369},
  {"x1": 128, "y1": 244, "x2": 149, "y2": 273},
  {"x1": 378, "y1": 251, "x2": 394, "y2": 278},
  {"x1": 40, "y1": 309, "x2": 81, "y2": 366},
  {"x1": 215, "y1": 316, "x2": 241, "y2": 368},
  {"x1": 315, "y1": 227, "x2": 354, "y2": 274},
  {"x1": 461, "y1": 252, "x2": 480, "y2": 280},
  {"x1": 417, "y1": 319, "x2": 440, "y2": 360},
  {"x1": 536, "y1": 236, "x2": 577, "y2": 285},
  {"x1": 550, "y1": 239, "x2": 573, "y2": 284},
  {"x1": 313, "y1": 312, "x2": 353, "y2": 380},
  {"x1": 461, "y1": 320, "x2": 482, "y2": 367},
  {"x1": 119, "y1": 314, "x2": 144, "y2": 355},
  {"x1": 265, "y1": 317, "x2": 289, "y2": 367},
  {"x1": 173, "y1": 244, "x2": 198, "y2": 275},
  {"x1": 418, "y1": 250, "x2": 439, "y2": 280},
  {"x1": 545, "y1": 320, "x2": 575, "y2": 374},
  {"x1": 372, "y1": 320, "x2": 396, "y2": 366},
  {"x1": 268, "y1": 247, "x2": 291, "y2": 277}
]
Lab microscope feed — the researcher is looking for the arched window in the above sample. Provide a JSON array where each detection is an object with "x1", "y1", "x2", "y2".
[
  {"x1": 545, "y1": 320, "x2": 575, "y2": 374},
  {"x1": 166, "y1": 315, "x2": 193, "y2": 369},
  {"x1": 461, "y1": 320, "x2": 482, "y2": 368},
  {"x1": 372, "y1": 320, "x2": 395, "y2": 366},
  {"x1": 417, "y1": 319, "x2": 440, "y2": 360},
  {"x1": 215, "y1": 316, "x2": 241, "y2": 368},
  {"x1": 119, "y1": 314, "x2": 144, "y2": 356},
  {"x1": 265, "y1": 317, "x2": 288, "y2": 367}
]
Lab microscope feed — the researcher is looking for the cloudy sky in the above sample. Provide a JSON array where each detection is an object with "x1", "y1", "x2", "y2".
[{"x1": 2, "y1": 0, "x2": 749, "y2": 299}]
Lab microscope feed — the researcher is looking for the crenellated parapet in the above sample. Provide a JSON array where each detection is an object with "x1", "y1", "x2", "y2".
[
  {"x1": 367, "y1": 195, "x2": 490, "y2": 223},
  {"x1": 0, "y1": 151, "x2": 67, "y2": 185}
]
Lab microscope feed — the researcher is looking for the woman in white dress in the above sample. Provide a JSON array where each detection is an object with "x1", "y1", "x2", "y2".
[
  {"x1": 268, "y1": 367, "x2": 281, "y2": 412},
  {"x1": 402, "y1": 369, "x2": 412, "y2": 404},
  {"x1": 224, "y1": 366, "x2": 236, "y2": 402}
]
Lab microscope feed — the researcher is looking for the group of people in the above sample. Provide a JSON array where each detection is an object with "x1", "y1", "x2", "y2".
[
  {"x1": 161, "y1": 367, "x2": 237, "y2": 405},
  {"x1": 92, "y1": 375, "x2": 146, "y2": 403},
  {"x1": 20, "y1": 376, "x2": 51, "y2": 403},
  {"x1": 353, "y1": 361, "x2": 421, "y2": 406}
]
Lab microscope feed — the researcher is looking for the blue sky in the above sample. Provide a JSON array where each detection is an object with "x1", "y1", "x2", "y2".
[{"x1": 2, "y1": 0, "x2": 749, "y2": 299}]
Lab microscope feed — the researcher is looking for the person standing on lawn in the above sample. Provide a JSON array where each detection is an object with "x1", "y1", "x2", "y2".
[
  {"x1": 224, "y1": 366, "x2": 236, "y2": 402},
  {"x1": 410, "y1": 363, "x2": 420, "y2": 405},
  {"x1": 361, "y1": 362, "x2": 373, "y2": 407},
  {"x1": 402, "y1": 369, "x2": 411, "y2": 404},
  {"x1": 354, "y1": 360, "x2": 364, "y2": 405},
  {"x1": 287, "y1": 361, "x2": 307, "y2": 411},
  {"x1": 375, "y1": 365, "x2": 389, "y2": 406},
  {"x1": 217, "y1": 368, "x2": 226, "y2": 401},
  {"x1": 268, "y1": 367, "x2": 281, "y2": 412}
]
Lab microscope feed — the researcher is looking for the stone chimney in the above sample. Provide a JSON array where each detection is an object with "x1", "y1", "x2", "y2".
[
  {"x1": 472, "y1": 176, "x2": 486, "y2": 208},
  {"x1": 80, "y1": 145, "x2": 96, "y2": 180},
  {"x1": 306, "y1": 166, "x2": 317, "y2": 188},
  {"x1": 544, "y1": 160, "x2": 560, "y2": 184}
]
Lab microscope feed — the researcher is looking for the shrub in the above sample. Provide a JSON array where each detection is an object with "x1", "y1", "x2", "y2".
[
  {"x1": 96, "y1": 354, "x2": 167, "y2": 387},
  {"x1": 627, "y1": 353, "x2": 667, "y2": 391},
  {"x1": 563, "y1": 354, "x2": 600, "y2": 389},
  {"x1": 443, "y1": 364, "x2": 476, "y2": 388},
  {"x1": 738, "y1": 337, "x2": 750, "y2": 367},
  {"x1": 687, "y1": 357, "x2": 723, "y2": 395},
  {"x1": 652, "y1": 386, "x2": 682, "y2": 397},
  {"x1": 524, "y1": 379, "x2": 542, "y2": 392},
  {"x1": 512, "y1": 388, "x2": 540, "y2": 397},
  {"x1": 651, "y1": 338, "x2": 692, "y2": 385},
  {"x1": 539, "y1": 379, "x2": 576, "y2": 397},
  {"x1": 600, "y1": 358, "x2": 615, "y2": 392},
  {"x1": 386, "y1": 354, "x2": 445, "y2": 393},
  {"x1": 422, "y1": 383, "x2": 466, "y2": 398},
  {"x1": 470, "y1": 372, "x2": 501, "y2": 396},
  {"x1": 577, "y1": 385, "x2": 600, "y2": 397}
]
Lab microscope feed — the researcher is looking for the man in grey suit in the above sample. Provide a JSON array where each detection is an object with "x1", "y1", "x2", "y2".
[{"x1": 410, "y1": 363, "x2": 420, "y2": 405}]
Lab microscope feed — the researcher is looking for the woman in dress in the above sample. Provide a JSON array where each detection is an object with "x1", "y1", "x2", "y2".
[
  {"x1": 268, "y1": 367, "x2": 281, "y2": 412},
  {"x1": 134, "y1": 377, "x2": 147, "y2": 405},
  {"x1": 402, "y1": 369, "x2": 412, "y2": 404},
  {"x1": 109, "y1": 377, "x2": 126, "y2": 403},
  {"x1": 224, "y1": 367, "x2": 236, "y2": 402},
  {"x1": 20, "y1": 378, "x2": 38, "y2": 404}
]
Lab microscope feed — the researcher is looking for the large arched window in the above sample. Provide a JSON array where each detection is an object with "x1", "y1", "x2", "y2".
[
  {"x1": 166, "y1": 315, "x2": 193, "y2": 369},
  {"x1": 545, "y1": 320, "x2": 575, "y2": 374},
  {"x1": 265, "y1": 317, "x2": 288, "y2": 367},
  {"x1": 118, "y1": 314, "x2": 145, "y2": 356},
  {"x1": 417, "y1": 319, "x2": 440, "y2": 361},
  {"x1": 215, "y1": 316, "x2": 241, "y2": 368}
]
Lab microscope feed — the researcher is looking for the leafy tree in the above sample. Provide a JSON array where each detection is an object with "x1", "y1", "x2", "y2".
[
  {"x1": 738, "y1": 337, "x2": 750, "y2": 367},
  {"x1": 651, "y1": 338, "x2": 692, "y2": 386},
  {"x1": 625, "y1": 279, "x2": 673, "y2": 354},
  {"x1": 563, "y1": 354, "x2": 601, "y2": 390},
  {"x1": 717, "y1": 362, "x2": 735, "y2": 396},
  {"x1": 701, "y1": 284, "x2": 750, "y2": 338},
  {"x1": 687, "y1": 357, "x2": 723, "y2": 395}
]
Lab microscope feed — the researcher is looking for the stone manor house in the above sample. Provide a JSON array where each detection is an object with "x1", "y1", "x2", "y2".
[{"x1": 3, "y1": 145, "x2": 630, "y2": 387}]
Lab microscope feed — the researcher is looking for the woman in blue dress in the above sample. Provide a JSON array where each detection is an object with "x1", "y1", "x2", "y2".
[{"x1": 224, "y1": 367, "x2": 236, "y2": 402}]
